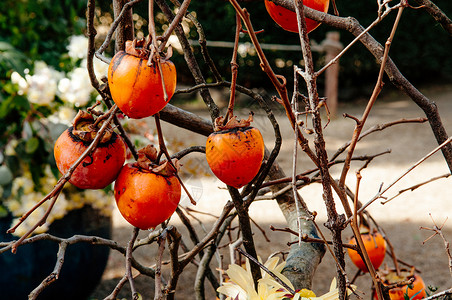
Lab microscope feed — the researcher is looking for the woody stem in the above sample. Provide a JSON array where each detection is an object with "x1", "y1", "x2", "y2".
[{"x1": 154, "y1": 113, "x2": 196, "y2": 205}]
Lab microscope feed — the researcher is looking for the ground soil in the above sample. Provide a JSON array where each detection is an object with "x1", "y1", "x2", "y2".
[{"x1": 91, "y1": 85, "x2": 452, "y2": 299}]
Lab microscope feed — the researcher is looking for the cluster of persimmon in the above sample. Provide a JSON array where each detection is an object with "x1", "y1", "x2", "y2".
[
  {"x1": 54, "y1": 39, "x2": 180, "y2": 230},
  {"x1": 53, "y1": 37, "x2": 267, "y2": 230},
  {"x1": 346, "y1": 225, "x2": 426, "y2": 299}
]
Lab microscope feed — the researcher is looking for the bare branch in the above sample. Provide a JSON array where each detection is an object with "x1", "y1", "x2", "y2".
[
  {"x1": 412, "y1": 0, "x2": 452, "y2": 35},
  {"x1": 382, "y1": 173, "x2": 451, "y2": 204}
]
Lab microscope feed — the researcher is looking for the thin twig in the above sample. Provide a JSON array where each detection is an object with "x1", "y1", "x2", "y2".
[
  {"x1": 223, "y1": 13, "x2": 241, "y2": 124},
  {"x1": 104, "y1": 276, "x2": 129, "y2": 300},
  {"x1": 358, "y1": 135, "x2": 452, "y2": 214},
  {"x1": 382, "y1": 173, "x2": 451, "y2": 204},
  {"x1": 8, "y1": 106, "x2": 120, "y2": 252},
  {"x1": 270, "y1": 225, "x2": 357, "y2": 250},
  {"x1": 420, "y1": 214, "x2": 452, "y2": 277},
  {"x1": 338, "y1": 5, "x2": 405, "y2": 191},
  {"x1": 127, "y1": 227, "x2": 140, "y2": 300},
  {"x1": 154, "y1": 113, "x2": 197, "y2": 205},
  {"x1": 155, "y1": 228, "x2": 168, "y2": 300},
  {"x1": 236, "y1": 247, "x2": 296, "y2": 295},
  {"x1": 330, "y1": 117, "x2": 427, "y2": 162},
  {"x1": 96, "y1": 0, "x2": 144, "y2": 62},
  {"x1": 158, "y1": 0, "x2": 192, "y2": 52},
  {"x1": 423, "y1": 288, "x2": 452, "y2": 300},
  {"x1": 28, "y1": 241, "x2": 68, "y2": 299}
]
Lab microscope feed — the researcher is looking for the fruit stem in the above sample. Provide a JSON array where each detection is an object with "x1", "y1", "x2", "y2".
[
  {"x1": 223, "y1": 13, "x2": 241, "y2": 125},
  {"x1": 157, "y1": 58, "x2": 169, "y2": 102}
]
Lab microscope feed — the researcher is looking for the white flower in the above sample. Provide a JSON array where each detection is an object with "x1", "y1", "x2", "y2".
[
  {"x1": 11, "y1": 71, "x2": 29, "y2": 95},
  {"x1": 81, "y1": 57, "x2": 109, "y2": 82},
  {"x1": 67, "y1": 35, "x2": 89, "y2": 60},
  {"x1": 218, "y1": 256, "x2": 355, "y2": 300},
  {"x1": 5, "y1": 140, "x2": 18, "y2": 156},
  {"x1": 48, "y1": 106, "x2": 77, "y2": 126},
  {"x1": 58, "y1": 67, "x2": 93, "y2": 107},
  {"x1": 218, "y1": 257, "x2": 290, "y2": 300},
  {"x1": 12, "y1": 176, "x2": 34, "y2": 195},
  {"x1": 5, "y1": 200, "x2": 21, "y2": 214},
  {"x1": 21, "y1": 61, "x2": 62, "y2": 106}
]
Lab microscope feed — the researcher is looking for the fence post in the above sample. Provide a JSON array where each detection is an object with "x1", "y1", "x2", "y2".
[{"x1": 321, "y1": 32, "x2": 343, "y2": 117}]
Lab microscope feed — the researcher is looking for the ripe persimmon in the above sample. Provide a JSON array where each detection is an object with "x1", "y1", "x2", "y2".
[
  {"x1": 54, "y1": 111, "x2": 126, "y2": 189},
  {"x1": 347, "y1": 229, "x2": 386, "y2": 272},
  {"x1": 375, "y1": 269, "x2": 426, "y2": 300},
  {"x1": 108, "y1": 39, "x2": 177, "y2": 119},
  {"x1": 114, "y1": 145, "x2": 181, "y2": 230},
  {"x1": 264, "y1": 0, "x2": 330, "y2": 33},
  {"x1": 206, "y1": 115, "x2": 264, "y2": 189}
]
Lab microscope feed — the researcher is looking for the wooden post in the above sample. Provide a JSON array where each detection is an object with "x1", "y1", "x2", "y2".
[{"x1": 322, "y1": 32, "x2": 343, "y2": 117}]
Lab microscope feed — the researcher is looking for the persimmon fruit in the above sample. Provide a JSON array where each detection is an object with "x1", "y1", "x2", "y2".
[
  {"x1": 206, "y1": 117, "x2": 264, "y2": 189},
  {"x1": 54, "y1": 111, "x2": 126, "y2": 189},
  {"x1": 347, "y1": 230, "x2": 386, "y2": 272},
  {"x1": 108, "y1": 40, "x2": 177, "y2": 119},
  {"x1": 264, "y1": 0, "x2": 330, "y2": 33},
  {"x1": 375, "y1": 269, "x2": 426, "y2": 300},
  {"x1": 114, "y1": 146, "x2": 181, "y2": 230}
]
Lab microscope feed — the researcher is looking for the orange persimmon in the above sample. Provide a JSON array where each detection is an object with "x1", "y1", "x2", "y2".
[
  {"x1": 264, "y1": 0, "x2": 330, "y2": 33},
  {"x1": 108, "y1": 40, "x2": 177, "y2": 119},
  {"x1": 114, "y1": 146, "x2": 181, "y2": 230},
  {"x1": 375, "y1": 269, "x2": 427, "y2": 300},
  {"x1": 206, "y1": 116, "x2": 264, "y2": 189},
  {"x1": 54, "y1": 111, "x2": 126, "y2": 189},
  {"x1": 347, "y1": 230, "x2": 386, "y2": 272}
]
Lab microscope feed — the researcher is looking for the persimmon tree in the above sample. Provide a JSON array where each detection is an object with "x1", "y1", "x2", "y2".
[{"x1": 1, "y1": 0, "x2": 452, "y2": 299}]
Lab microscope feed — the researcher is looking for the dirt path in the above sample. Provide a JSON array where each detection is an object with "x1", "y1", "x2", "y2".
[{"x1": 92, "y1": 85, "x2": 452, "y2": 299}]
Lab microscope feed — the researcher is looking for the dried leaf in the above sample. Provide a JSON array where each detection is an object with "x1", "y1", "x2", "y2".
[
  {"x1": 214, "y1": 112, "x2": 254, "y2": 132},
  {"x1": 151, "y1": 158, "x2": 180, "y2": 176},
  {"x1": 71, "y1": 110, "x2": 114, "y2": 143}
]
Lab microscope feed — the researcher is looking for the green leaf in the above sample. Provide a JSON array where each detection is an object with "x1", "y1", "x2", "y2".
[
  {"x1": 13, "y1": 95, "x2": 30, "y2": 111},
  {"x1": 0, "y1": 165, "x2": 13, "y2": 185},
  {"x1": 0, "y1": 96, "x2": 14, "y2": 119},
  {"x1": 25, "y1": 137, "x2": 39, "y2": 154},
  {"x1": 0, "y1": 205, "x2": 8, "y2": 218},
  {"x1": 0, "y1": 41, "x2": 28, "y2": 76}
]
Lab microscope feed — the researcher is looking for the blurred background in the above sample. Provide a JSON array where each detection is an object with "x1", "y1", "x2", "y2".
[{"x1": 2, "y1": 0, "x2": 452, "y2": 102}]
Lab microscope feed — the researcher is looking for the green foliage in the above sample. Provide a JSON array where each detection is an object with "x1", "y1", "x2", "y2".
[
  {"x1": 0, "y1": 42, "x2": 29, "y2": 78},
  {"x1": 0, "y1": 0, "x2": 87, "y2": 70}
]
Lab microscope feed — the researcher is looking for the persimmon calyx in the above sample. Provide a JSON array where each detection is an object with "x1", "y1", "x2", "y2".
[
  {"x1": 378, "y1": 267, "x2": 416, "y2": 283},
  {"x1": 71, "y1": 110, "x2": 113, "y2": 143},
  {"x1": 214, "y1": 112, "x2": 254, "y2": 132},
  {"x1": 135, "y1": 144, "x2": 180, "y2": 176},
  {"x1": 125, "y1": 38, "x2": 173, "y2": 62}
]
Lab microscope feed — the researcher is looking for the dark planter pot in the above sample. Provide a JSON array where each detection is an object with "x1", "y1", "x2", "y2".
[{"x1": 0, "y1": 205, "x2": 112, "y2": 300}]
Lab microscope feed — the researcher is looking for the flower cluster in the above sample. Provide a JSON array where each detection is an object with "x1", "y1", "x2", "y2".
[
  {"x1": 217, "y1": 256, "x2": 354, "y2": 300},
  {"x1": 11, "y1": 35, "x2": 108, "y2": 110}
]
